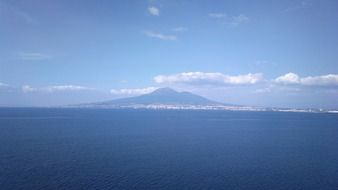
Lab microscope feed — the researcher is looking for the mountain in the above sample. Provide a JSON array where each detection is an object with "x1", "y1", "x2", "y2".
[
  {"x1": 69, "y1": 88, "x2": 337, "y2": 113},
  {"x1": 83, "y1": 88, "x2": 225, "y2": 108}
]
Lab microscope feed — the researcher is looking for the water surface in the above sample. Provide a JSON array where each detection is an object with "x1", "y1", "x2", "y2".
[{"x1": 1, "y1": 108, "x2": 338, "y2": 190}]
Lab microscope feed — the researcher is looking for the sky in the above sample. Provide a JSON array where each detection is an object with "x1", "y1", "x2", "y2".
[{"x1": 1, "y1": 0, "x2": 338, "y2": 108}]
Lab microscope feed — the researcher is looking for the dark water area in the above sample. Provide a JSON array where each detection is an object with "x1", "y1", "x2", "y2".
[{"x1": 1, "y1": 108, "x2": 338, "y2": 190}]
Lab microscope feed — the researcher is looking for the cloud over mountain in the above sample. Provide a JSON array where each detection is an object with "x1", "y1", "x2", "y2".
[{"x1": 154, "y1": 72, "x2": 263, "y2": 86}]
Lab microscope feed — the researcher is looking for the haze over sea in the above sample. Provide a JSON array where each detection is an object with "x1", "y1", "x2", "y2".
[{"x1": 1, "y1": 108, "x2": 338, "y2": 190}]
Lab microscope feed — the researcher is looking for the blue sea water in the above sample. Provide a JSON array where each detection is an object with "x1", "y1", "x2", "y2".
[{"x1": 0, "y1": 108, "x2": 338, "y2": 190}]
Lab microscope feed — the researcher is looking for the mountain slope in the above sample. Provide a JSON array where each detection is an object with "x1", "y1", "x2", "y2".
[{"x1": 90, "y1": 88, "x2": 224, "y2": 106}]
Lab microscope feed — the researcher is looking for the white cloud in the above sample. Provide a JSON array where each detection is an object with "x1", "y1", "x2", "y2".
[
  {"x1": 173, "y1": 27, "x2": 187, "y2": 32},
  {"x1": 275, "y1": 73, "x2": 338, "y2": 87},
  {"x1": 255, "y1": 88, "x2": 272, "y2": 94},
  {"x1": 232, "y1": 14, "x2": 249, "y2": 23},
  {"x1": 284, "y1": 0, "x2": 312, "y2": 12},
  {"x1": 21, "y1": 85, "x2": 93, "y2": 93},
  {"x1": 14, "y1": 9, "x2": 37, "y2": 24},
  {"x1": 154, "y1": 72, "x2": 263, "y2": 86},
  {"x1": 110, "y1": 87, "x2": 158, "y2": 95},
  {"x1": 209, "y1": 13, "x2": 249, "y2": 26},
  {"x1": 254, "y1": 84, "x2": 301, "y2": 94},
  {"x1": 227, "y1": 14, "x2": 249, "y2": 27},
  {"x1": 144, "y1": 31, "x2": 177, "y2": 41},
  {"x1": 22, "y1": 85, "x2": 36, "y2": 93},
  {"x1": 0, "y1": 82, "x2": 12, "y2": 92},
  {"x1": 46, "y1": 85, "x2": 93, "y2": 92},
  {"x1": 275, "y1": 72, "x2": 300, "y2": 84},
  {"x1": 0, "y1": 82, "x2": 9, "y2": 87},
  {"x1": 209, "y1": 13, "x2": 226, "y2": 18},
  {"x1": 148, "y1": 6, "x2": 160, "y2": 16},
  {"x1": 301, "y1": 75, "x2": 338, "y2": 86},
  {"x1": 18, "y1": 52, "x2": 51, "y2": 61},
  {"x1": 0, "y1": 1, "x2": 38, "y2": 24}
]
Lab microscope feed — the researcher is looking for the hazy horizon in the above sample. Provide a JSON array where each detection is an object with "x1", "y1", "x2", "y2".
[{"x1": 1, "y1": 0, "x2": 338, "y2": 108}]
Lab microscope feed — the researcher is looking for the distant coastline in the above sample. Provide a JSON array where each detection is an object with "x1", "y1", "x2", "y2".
[
  {"x1": 62, "y1": 88, "x2": 338, "y2": 114},
  {"x1": 61, "y1": 104, "x2": 338, "y2": 114},
  {"x1": 2, "y1": 105, "x2": 336, "y2": 114},
  {"x1": 1, "y1": 87, "x2": 337, "y2": 114}
]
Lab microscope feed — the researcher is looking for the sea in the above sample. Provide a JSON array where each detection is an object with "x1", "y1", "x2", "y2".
[{"x1": 1, "y1": 108, "x2": 338, "y2": 190}]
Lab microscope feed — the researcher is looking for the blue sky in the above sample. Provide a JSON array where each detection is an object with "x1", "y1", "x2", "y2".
[{"x1": 1, "y1": 0, "x2": 338, "y2": 108}]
